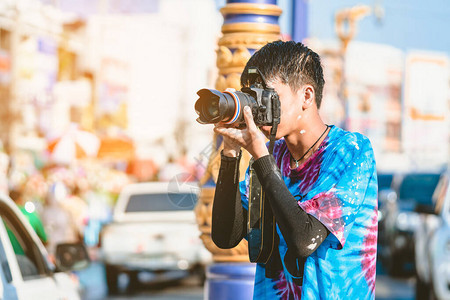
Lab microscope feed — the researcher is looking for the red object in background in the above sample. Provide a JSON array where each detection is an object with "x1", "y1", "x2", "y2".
[
  {"x1": 47, "y1": 126, "x2": 100, "y2": 164},
  {"x1": 97, "y1": 136, "x2": 135, "y2": 161},
  {"x1": 126, "y1": 159, "x2": 158, "y2": 182},
  {"x1": 0, "y1": 52, "x2": 10, "y2": 72},
  {"x1": 48, "y1": 139, "x2": 89, "y2": 158}
]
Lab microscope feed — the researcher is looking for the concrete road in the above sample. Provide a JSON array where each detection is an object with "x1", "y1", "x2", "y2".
[
  {"x1": 376, "y1": 274, "x2": 415, "y2": 300},
  {"x1": 77, "y1": 261, "x2": 415, "y2": 300}
]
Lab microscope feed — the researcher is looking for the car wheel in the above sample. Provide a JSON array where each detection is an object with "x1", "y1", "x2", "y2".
[
  {"x1": 126, "y1": 271, "x2": 140, "y2": 294},
  {"x1": 415, "y1": 272, "x2": 432, "y2": 300},
  {"x1": 105, "y1": 264, "x2": 120, "y2": 295},
  {"x1": 387, "y1": 252, "x2": 403, "y2": 277},
  {"x1": 190, "y1": 264, "x2": 206, "y2": 286}
]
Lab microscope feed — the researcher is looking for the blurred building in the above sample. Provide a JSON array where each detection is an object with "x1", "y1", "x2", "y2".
[
  {"x1": 0, "y1": 0, "x2": 93, "y2": 156},
  {"x1": 81, "y1": 0, "x2": 222, "y2": 166},
  {"x1": 0, "y1": 0, "x2": 224, "y2": 169},
  {"x1": 53, "y1": 0, "x2": 224, "y2": 167},
  {"x1": 300, "y1": 0, "x2": 450, "y2": 171}
]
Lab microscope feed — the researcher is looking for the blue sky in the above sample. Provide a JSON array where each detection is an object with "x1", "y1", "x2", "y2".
[
  {"x1": 308, "y1": 0, "x2": 450, "y2": 55},
  {"x1": 49, "y1": 0, "x2": 450, "y2": 56}
]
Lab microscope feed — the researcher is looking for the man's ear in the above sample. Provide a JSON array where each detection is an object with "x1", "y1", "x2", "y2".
[{"x1": 302, "y1": 85, "x2": 315, "y2": 109}]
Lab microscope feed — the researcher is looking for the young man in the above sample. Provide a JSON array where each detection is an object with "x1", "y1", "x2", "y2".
[{"x1": 211, "y1": 41, "x2": 378, "y2": 299}]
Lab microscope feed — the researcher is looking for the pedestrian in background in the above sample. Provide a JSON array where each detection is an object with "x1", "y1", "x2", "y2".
[
  {"x1": 41, "y1": 181, "x2": 79, "y2": 256},
  {"x1": 60, "y1": 184, "x2": 89, "y2": 242},
  {"x1": 212, "y1": 41, "x2": 378, "y2": 299},
  {"x1": 158, "y1": 155, "x2": 187, "y2": 181}
]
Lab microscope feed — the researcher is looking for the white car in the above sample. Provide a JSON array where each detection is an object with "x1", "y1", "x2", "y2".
[
  {"x1": 0, "y1": 193, "x2": 90, "y2": 300},
  {"x1": 415, "y1": 171, "x2": 450, "y2": 300},
  {"x1": 100, "y1": 181, "x2": 211, "y2": 294}
]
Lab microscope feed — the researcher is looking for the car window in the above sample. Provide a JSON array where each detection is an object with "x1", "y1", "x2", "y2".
[
  {"x1": 125, "y1": 193, "x2": 197, "y2": 212},
  {"x1": 377, "y1": 173, "x2": 393, "y2": 191},
  {"x1": 399, "y1": 173, "x2": 440, "y2": 206},
  {"x1": 0, "y1": 204, "x2": 48, "y2": 280},
  {"x1": 0, "y1": 220, "x2": 13, "y2": 283}
]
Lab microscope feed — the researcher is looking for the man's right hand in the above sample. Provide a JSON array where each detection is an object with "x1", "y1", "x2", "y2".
[{"x1": 214, "y1": 106, "x2": 269, "y2": 160}]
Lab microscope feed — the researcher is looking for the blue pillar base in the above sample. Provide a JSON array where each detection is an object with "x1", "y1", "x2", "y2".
[{"x1": 205, "y1": 263, "x2": 256, "y2": 300}]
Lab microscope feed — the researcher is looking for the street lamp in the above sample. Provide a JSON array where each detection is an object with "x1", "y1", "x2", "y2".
[{"x1": 335, "y1": 5, "x2": 371, "y2": 129}]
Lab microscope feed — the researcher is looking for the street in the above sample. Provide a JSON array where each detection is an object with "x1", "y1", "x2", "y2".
[
  {"x1": 77, "y1": 260, "x2": 415, "y2": 300},
  {"x1": 77, "y1": 262, "x2": 203, "y2": 300},
  {"x1": 376, "y1": 275, "x2": 414, "y2": 300}
]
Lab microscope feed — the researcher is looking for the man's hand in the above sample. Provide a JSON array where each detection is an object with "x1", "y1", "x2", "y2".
[{"x1": 214, "y1": 106, "x2": 269, "y2": 159}]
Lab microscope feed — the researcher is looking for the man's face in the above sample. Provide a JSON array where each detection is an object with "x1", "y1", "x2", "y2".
[{"x1": 259, "y1": 80, "x2": 304, "y2": 139}]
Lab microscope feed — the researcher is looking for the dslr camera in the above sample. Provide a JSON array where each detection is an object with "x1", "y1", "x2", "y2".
[{"x1": 195, "y1": 67, "x2": 280, "y2": 129}]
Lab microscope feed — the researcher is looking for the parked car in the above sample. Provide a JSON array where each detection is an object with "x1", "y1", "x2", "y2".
[
  {"x1": 376, "y1": 172, "x2": 395, "y2": 261},
  {"x1": 377, "y1": 172, "x2": 395, "y2": 217},
  {"x1": 381, "y1": 172, "x2": 441, "y2": 276},
  {"x1": 415, "y1": 171, "x2": 450, "y2": 300},
  {"x1": 0, "y1": 193, "x2": 90, "y2": 300},
  {"x1": 100, "y1": 181, "x2": 211, "y2": 294}
]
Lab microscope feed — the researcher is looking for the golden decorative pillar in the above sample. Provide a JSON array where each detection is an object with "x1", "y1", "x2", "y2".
[{"x1": 195, "y1": 0, "x2": 282, "y2": 263}]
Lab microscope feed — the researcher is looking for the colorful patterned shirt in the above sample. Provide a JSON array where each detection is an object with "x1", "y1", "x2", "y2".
[{"x1": 239, "y1": 125, "x2": 378, "y2": 299}]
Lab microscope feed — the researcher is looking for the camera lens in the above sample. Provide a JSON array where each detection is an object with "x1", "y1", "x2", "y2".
[
  {"x1": 195, "y1": 88, "x2": 256, "y2": 126},
  {"x1": 195, "y1": 89, "x2": 223, "y2": 124},
  {"x1": 206, "y1": 99, "x2": 219, "y2": 119}
]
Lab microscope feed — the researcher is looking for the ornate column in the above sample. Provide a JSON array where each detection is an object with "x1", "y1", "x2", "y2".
[
  {"x1": 197, "y1": 2, "x2": 283, "y2": 298},
  {"x1": 195, "y1": 0, "x2": 282, "y2": 263}
]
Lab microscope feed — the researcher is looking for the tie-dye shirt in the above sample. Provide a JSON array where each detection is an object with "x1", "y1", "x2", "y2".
[{"x1": 239, "y1": 125, "x2": 378, "y2": 299}]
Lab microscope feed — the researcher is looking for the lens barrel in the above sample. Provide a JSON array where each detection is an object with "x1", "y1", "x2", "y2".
[{"x1": 195, "y1": 89, "x2": 255, "y2": 125}]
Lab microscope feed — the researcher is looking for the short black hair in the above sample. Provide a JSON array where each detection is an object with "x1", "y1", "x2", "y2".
[{"x1": 241, "y1": 41, "x2": 325, "y2": 108}]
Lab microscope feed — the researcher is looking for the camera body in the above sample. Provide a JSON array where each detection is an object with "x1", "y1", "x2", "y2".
[{"x1": 194, "y1": 68, "x2": 280, "y2": 129}]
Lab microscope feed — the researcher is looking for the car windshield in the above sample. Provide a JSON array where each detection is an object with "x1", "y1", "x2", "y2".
[{"x1": 125, "y1": 193, "x2": 197, "y2": 212}]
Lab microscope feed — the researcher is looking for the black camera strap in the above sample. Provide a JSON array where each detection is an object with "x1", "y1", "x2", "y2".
[
  {"x1": 268, "y1": 93, "x2": 280, "y2": 153},
  {"x1": 248, "y1": 158, "x2": 275, "y2": 263},
  {"x1": 247, "y1": 93, "x2": 280, "y2": 264}
]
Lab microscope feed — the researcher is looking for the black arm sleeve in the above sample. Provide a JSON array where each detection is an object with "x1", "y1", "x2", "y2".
[
  {"x1": 211, "y1": 151, "x2": 247, "y2": 249},
  {"x1": 252, "y1": 155, "x2": 330, "y2": 258}
]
